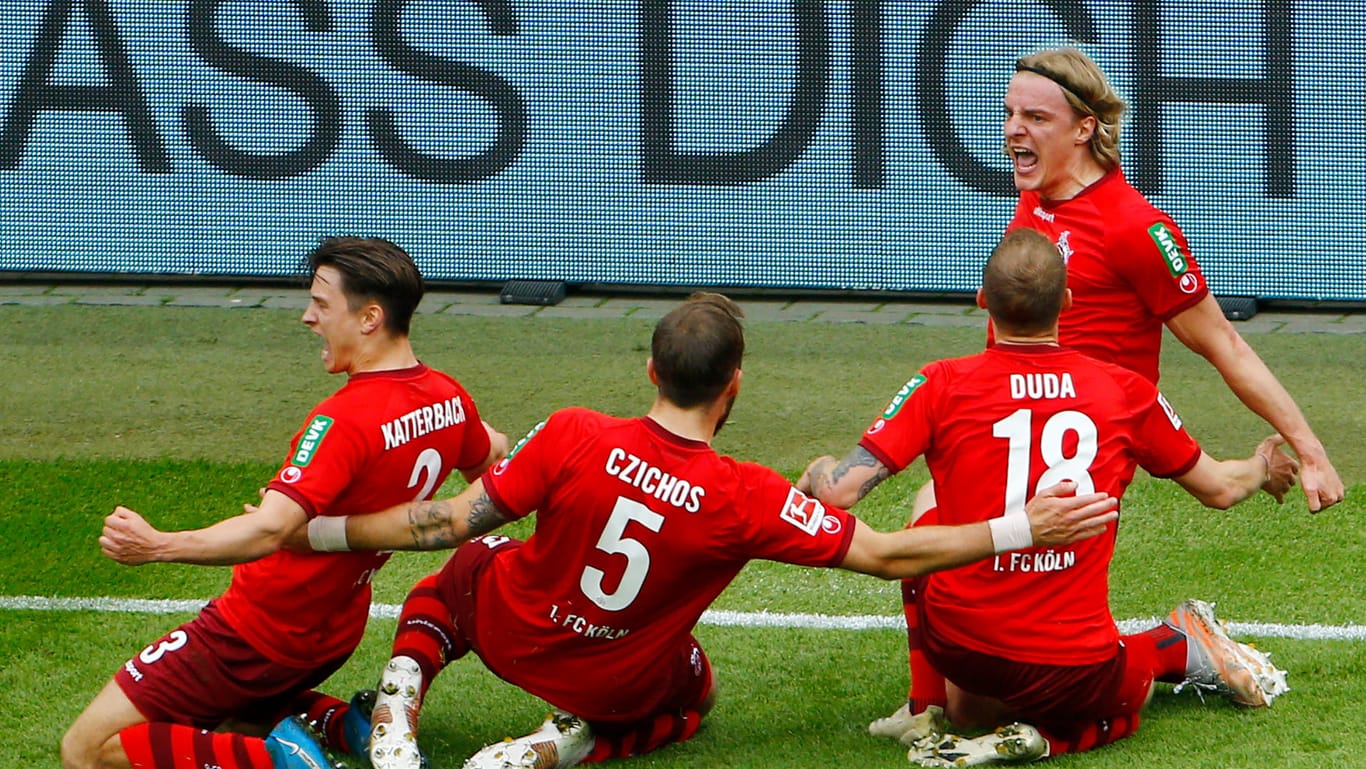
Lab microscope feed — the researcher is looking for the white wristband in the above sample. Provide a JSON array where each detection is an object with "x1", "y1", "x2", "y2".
[
  {"x1": 988, "y1": 515, "x2": 1034, "y2": 554},
  {"x1": 308, "y1": 516, "x2": 351, "y2": 552}
]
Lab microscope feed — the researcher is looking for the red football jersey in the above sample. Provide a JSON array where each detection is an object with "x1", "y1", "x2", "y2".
[
  {"x1": 478, "y1": 408, "x2": 856, "y2": 721},
  {"x1": 1007, "y1": 168, "x2": 1208, "y2": 383},
  {"x1": 219, "y1": 364, "x2": 491, "y2": 667},
  {"x1": 859, "y1": 344, "x2": 1201, "y2": 664}
]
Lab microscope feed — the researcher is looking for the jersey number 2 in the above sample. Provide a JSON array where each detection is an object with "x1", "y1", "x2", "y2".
[
  {"x1": 407, "y1": 448, "x2": 443, "y2": 500},
  {"x1": 581, "y1": 497, "x2": 665, "y2": 612}
]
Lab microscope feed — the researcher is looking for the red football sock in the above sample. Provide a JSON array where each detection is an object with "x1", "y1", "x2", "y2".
[
  {"x1": 1036, "y1": 712, "x2": 1140, "y2": 755},
  {"x1": 581, "y1": 710, "x2": 702, "y2": 763},
  {"x1": 120, "y1": 722, "x2": 271, "y2": 769},
  {"x1": 904, "y1": 575, "x2": 947, "y2": 711},
  {"x1": 391, "y1": 574, "x2": 467, "y2": 699},
  {"x1": 1126, "y1": 622, "x2": 1189, "y2": 683},
  {"x1": 289, "y1": 689, "x2": 353, "y2": 754},
  {"x1": 904, "y1": 509, "x2": 947, "y2": 712}
]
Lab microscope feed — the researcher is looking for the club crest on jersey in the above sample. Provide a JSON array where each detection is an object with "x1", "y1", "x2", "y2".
[
  {"x1": 1147, "y1": 222, "x2": 1189, "y2": 276},
  {"x1": 292, "y1": 415, "x2": 333, "y2": 467},
  {"x1": 1055, "y1": 230, "x2": 1073, "y2": 264},
  {"x1": 780, "y1": 488, "x2": 828, "y2": 536},
  {"x1": 882, "y1": 375, "x2": 926, "y2": 419}
]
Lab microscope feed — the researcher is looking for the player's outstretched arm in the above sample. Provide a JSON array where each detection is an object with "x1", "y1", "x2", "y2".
[
  {"x1": 305, "y1": 478, "x2": 513, "y2": 553},
  {"x1": 1172, "y1": 434, "x2": 1299, "y2": 510},
  {"x1": 101, "y1": 491, "x2": 307, "y2": 566},
  {"x1": 799, "y1": 445, "x2": 892, "y2": 509},
  {"x1": 838, "y1": 482, "x2": 1117, "y2": 580},
  {"x1": 1168, "y1": 296, "x2": 1343, "y2": 512}
]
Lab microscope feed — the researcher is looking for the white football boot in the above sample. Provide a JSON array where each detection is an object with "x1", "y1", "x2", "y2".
[
  {"x1": 462, "y1": 711, "x2": 594, "y2": 769},
  {"x1": 1166, "y1": 599, "x2": 1289, "y2": 707},
  {"x1": 870, "y1": 702, "x2": 949, "y2": 746},
  {"x1": 370, "y1": 656, "x2": 427, "y2": 769},
  {"x1": 907, "y1": 723, "x2": 1048, "y2": 767}
]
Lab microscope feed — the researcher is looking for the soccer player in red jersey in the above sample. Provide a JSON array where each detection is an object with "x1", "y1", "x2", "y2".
[
  {"x1": 300, "y1": 292, "x2": 1121, "y2": 769},
  {"x1": 1002, "y1": 46, "x2": 1340, "y2": 511},
  {"x1": 64, "y1": 238, "x2": 507, "y2": 769},
  {"x1": 864, "y1": 45, "x2": 1342, "y2": 746},
  {"x1": 802, "y1": 229, "x2": 1298, "y2": 765}
]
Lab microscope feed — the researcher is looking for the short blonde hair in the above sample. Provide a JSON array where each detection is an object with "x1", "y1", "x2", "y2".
[{"x1": 1016, "y1": 47, "x2": 1126, "y2": 171}]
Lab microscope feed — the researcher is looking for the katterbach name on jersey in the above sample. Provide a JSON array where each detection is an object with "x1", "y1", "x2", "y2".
[
  {"x1": 381, "y1": 396, "x2": 467, "y2": 450},
  {"x1": 604, "y1": 447, "x2": 706, "y2": 513}
]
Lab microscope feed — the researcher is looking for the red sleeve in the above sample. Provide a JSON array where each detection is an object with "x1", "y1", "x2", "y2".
[
  {"x1": 482, "y1": 413, "x2": 562, "y2": 521},
  {"x1": 857, "y1": 366, "x2": 938, "y2": 474},
  {"x1": 1109, "y1": 215, "x2": 1207, "y2": 322},
  {"x1": 734, "y1": 465, "x2": 856, "y2": 568},
  {"x1": 1129, "y1": 385, "x2": 1203, "y2": 478},
  {"x1": 267, "y1": 410, "x2": 369, "y2": 519}
]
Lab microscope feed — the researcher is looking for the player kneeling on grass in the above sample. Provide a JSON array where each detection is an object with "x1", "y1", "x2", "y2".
[
  {"x1": 800, "y1": 228, "x2": 1297, "y2": 767},
  {"x1": 66, "y1": 237, "x2": 507, "y2": 769},
  {"x1": 294, "y1": 292, "x2": 1120, "y2": 769}
]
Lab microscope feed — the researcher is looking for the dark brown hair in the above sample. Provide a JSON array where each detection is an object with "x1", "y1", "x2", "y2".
[
  {"x1": 307, "y1": 236, "x2": 424, "y2": 336},
  {"x1": 651, "y1": 292, "x2": 746, "y2": 408}
]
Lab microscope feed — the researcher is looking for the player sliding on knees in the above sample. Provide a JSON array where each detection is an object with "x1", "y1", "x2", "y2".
[
  {"x1": 293, "y1": 292, "x2": 1120, "y2": 769},
  {"x1": 801, "y1": 229, "x2": 1297, "y2": 767}
]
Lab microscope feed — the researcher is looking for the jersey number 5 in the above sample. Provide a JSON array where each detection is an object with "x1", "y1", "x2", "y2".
[
  {"x1": 581, "y1": 497, "x2": 665, "y2": 612},
  {"x1": 993, "y1": 409, "x2": 1098, "y2": 517}
]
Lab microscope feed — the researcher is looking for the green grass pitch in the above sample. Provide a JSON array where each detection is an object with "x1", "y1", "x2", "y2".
[{"x1": 1, "y1": 303, "x2": 1362, "y2": 768}]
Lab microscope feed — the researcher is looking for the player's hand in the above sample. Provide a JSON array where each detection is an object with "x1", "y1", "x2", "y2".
[
  {"x1": 484, "y1": 420, "x2": 510, "y2": 462},
  {"x1": 1256, "y1": 434, "x2": 1300, "y2": 505},
  {"x1": 797, "y1": 455, "x2": 837, "y2": 494},
  {"x1": 1024, "y1": 482, "x2": 1118, "y2": 547},
  {"x1": 1294, "y1": 447, "x2": 1343, "y2": 513},
  {"x1": 100, "y1": 506, "x2": 166, "y2": 565}
]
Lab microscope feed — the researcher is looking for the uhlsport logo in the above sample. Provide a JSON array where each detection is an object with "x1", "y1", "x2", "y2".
[
  {"x1": 1147, "y1": 222, "x2": 1189, "y2": 277},
  {"x1": 292, "y1": 415, "x2": 333, "y2": 467},
  {"x1": 882, "y1": 375, "x2": 926, "y2": 419}
]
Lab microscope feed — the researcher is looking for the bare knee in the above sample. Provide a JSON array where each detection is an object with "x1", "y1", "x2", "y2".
[
  {"x1": 60, "y1": 726, "x2": 109, "y2": 769},
  {"x1": 63, "y1": 680, "x2": 140, "y2": 769}
]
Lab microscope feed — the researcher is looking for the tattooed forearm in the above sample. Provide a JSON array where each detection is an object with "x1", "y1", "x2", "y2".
[
  {"x1": 465, "y1": 491, "x2": 510, "y2": 540},
  {"x1": 830, "y1": 446, "x2": 891, "y2": 504},
  {"x1": 407, "y1": 499, "x2": 459, "y2": 550},
  {"x1": 857, "y1": 463, "x2": 892, "y2": 500}
]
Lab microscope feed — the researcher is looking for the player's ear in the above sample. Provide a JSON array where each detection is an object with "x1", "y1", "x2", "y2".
[
  {"x1": 1061, "y1": 287, "x2": 1073, "y2": 312},
  {"x1": 728, "y1": 368, "x2": 742, "y2": 396},
  {"x1": 359, "y1": 301, "x2": 384, "y2": 334},
  {"x1": 976, "y1": 287, "x2": 987, "y2": 310},
  {"x1": 1075, "y1": 114, "x2": 1097, "y2": 145},
  {"x1": 646, "y1": 357, "x2": 660, "y2": 386}
]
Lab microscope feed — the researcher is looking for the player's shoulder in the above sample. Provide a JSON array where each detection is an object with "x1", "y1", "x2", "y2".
[
  {"x1": 533, "y1": 406, "x2": 630, "y2": 443},
  {"x1": 921, "y1": 351, "x2": 991, "y2": 384},
  {"x1": 1095, "y1": 171, "x2": 1180, "y2": 232},
  {"x1": 1062, "y1": 349, "x2": 1159, "y2": 401}
]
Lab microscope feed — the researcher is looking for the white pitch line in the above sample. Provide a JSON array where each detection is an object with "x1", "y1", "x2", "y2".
[{"x1": 3, "y1": 595, "x2": 1364, "y2": 641}]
